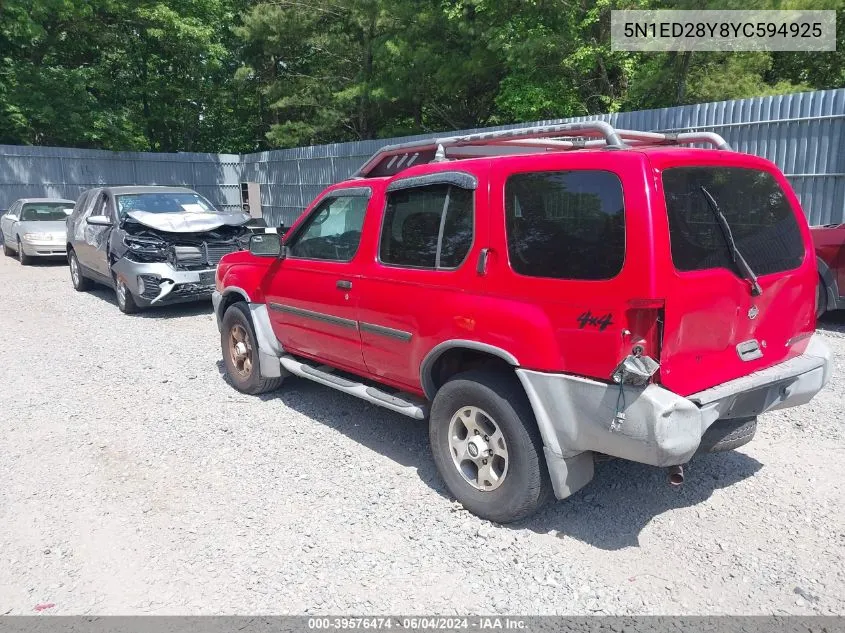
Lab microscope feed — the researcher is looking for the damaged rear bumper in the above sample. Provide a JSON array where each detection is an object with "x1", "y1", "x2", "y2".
[
  {"x1": 516, "y1": 334, "x2": 832, "y2": 500},
  {"x1": 112, "y1": 259, "x2": 216, "y2": 306}
]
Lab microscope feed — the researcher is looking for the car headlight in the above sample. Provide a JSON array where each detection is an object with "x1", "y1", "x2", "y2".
[{"x1": 23, "y1": 232, "x2": 53, "y2": 242}]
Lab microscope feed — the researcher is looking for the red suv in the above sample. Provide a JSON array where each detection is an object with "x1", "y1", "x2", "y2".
[{"x1": 214, "y1": 122, "x2": 831, "y2": 522}]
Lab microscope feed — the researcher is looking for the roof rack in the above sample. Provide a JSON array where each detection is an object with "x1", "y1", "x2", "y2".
[{"x1": 354, "y1": 122, "x2": 731, "y2": 178}]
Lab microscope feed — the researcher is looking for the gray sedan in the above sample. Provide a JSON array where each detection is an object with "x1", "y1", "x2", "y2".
[{"x1": 1, "y1": 198, "x2": 75, "y2": 265}]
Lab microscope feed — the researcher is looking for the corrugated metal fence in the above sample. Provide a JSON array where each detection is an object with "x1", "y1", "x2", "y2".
[
  {"x1": 0, "y1": 146, "x2": 243, "y2": 212},
  {"x1": 2, "y1": 88, "x2": 843, "y2": 227}
]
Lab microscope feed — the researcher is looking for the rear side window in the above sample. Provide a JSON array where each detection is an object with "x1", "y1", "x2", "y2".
[
  {"x1": 380, "y1": 184, "x2": 473, "y2": 269},
  {"x1": 663, "y1": 167, "x2": 805, "y2": 276},
  {"x1": 505, "y1": 170, "x2": 625, "y2": 280}
]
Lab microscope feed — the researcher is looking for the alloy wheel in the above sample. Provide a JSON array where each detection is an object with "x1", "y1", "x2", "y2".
[
  {"x1": 229, "y1": 324, "x2": 253, "y2": 377},
  {"x1": 448, "y1": 406, "x2": 509, "y2": 491}
]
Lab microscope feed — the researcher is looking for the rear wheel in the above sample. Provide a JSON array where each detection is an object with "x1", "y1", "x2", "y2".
[
  {"x1": 114, "y1": 274, "x2": 139, "y2": 314},
  {"x1": 816, "y1": 277, "x2": 828, "y2": 319},
  {"x1": 697, "y1": 417, "x2": 757, "y2": 454},
  {"x1": 221, "y1": 302, "x2": 284, "y2": 394},
  {"x1": 429, "y1": 369, "x2": 551, "y2": 523},
  {"x1": 17, "y1": 239, "x2": 32, "y2": 265},
  {"x1": 69, "y1": 250, "x2": 92, "y2": 291}
]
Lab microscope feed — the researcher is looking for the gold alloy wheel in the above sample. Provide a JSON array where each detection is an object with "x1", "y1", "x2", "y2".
[{"x1": 229, "y1": 324, "x2": 253, "y2": 377}]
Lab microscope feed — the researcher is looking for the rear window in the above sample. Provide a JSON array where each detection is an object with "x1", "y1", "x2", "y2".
[
  {"x1": 505, "y1": 170, "x2": 625, "y2": 280},
  {"x1": 663, "y1": 167, "x2": 804, "y2": 276}
]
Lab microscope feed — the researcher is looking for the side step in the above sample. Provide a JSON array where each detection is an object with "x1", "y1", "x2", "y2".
[{"x1": 279, "y1": 355, "x2": 428, "y2": 420}]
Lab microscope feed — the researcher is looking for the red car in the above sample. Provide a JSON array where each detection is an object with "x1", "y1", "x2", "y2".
[
  {"x1": 213, "y1": 122, "x2": 831, "y2": 522},
  {"x1": 812, "y1": 223, "x2": 845, "y2": 316}
]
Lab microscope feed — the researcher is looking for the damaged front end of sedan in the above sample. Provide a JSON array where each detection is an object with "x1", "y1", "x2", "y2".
[{"x1": 110, "y1": 210, "x2": 251, "y2": 306}]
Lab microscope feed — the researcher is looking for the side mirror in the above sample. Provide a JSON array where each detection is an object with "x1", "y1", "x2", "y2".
[
  {"x1": 87, "y1": 215, "x2": 111, "y2": 226},
  {"x1": 249, "y1": 233, "x2": 283, "y2": 258}
]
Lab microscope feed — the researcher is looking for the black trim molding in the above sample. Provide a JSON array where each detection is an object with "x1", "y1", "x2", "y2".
[
  {"x1": 359, "y1": 321, "x2": 413, "y2": 342},
  {"x1": 268, "y1": 303, "x2": 358, "y2": 330}
]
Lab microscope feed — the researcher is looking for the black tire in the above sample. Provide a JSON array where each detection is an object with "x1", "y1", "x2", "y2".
[
  {"x1": 221, "y1": 302, "x2": 284, "y2": 395},
  {"x1": 429, "y1": 369, "x2": 551, "y2": 523},
  {"x1": 114, "y1": 274, "x2": 140, "y2": 314},
  {"x1": 17, "y1": 239, "x2": 32, "y2": 265},
  {"x1": 68, "y1": 249, "x2": 93, "y2": 291},
  {"x1": 697, "y1": 417, "x2": 757, "y2": 454},
  {"x1": 816, "y1": 277, "x2": 828, "y2": 319}
]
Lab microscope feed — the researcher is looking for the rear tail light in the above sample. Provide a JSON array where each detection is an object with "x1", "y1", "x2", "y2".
[{"x1": 625, "y1": 298, "x2": 665, "y2": 361}]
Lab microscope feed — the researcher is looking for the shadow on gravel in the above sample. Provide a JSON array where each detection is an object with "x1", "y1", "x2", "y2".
[
  {"x1": 89, "y1": 286, "x2": 213, "y2": 319},
  {"x1": 214, "y1": 360, "x2": 764, "y2": 547},
  {"x1": 214, "y1": 363, "x2": 446, "y2": 491},
  {"x1": 522, "y1": 450, "x2": 763, "y2": 550},
  {"x1": 817, "y1": 310, "x2": 845, "y2": 334}
]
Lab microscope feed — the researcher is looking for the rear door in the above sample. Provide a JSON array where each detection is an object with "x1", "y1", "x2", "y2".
[
  {"x1": 653, "y1": 155, "x2": 814, "y2": 396},
  {"x1": 1, "y1": 201, "x2": 20, "y2": 243}
]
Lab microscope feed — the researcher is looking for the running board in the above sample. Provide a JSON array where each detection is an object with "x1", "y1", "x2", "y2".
[{"x1": 279, "y1": 356, "x2": 428, "y2": 420}]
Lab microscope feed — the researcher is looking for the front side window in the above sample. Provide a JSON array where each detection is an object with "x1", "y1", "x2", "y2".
[
  {"x1": 20, "y1": 203, "x2": 72, "y2": 222},
  {"x1": 288, "y1": 195, "x2": 368, "y2": 262},
  {"x1": 380, "y1": 184, "x2": 473, "y2": 269},
  {"x1": 663, "y1": 166, "x2": 804, "y2": 276},
  {"x1": 505, "y1": 170, "x2": 625, "y2": 280}
]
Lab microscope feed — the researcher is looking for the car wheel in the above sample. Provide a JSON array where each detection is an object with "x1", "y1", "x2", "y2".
[
  {"x1": 816, "y1": 277, "x2": 828, "y2": 319},
  {"x1": 17, "y1": 239, "x2": 32, "y2": 265},
  {"x1": 429, "y1": 369, "x2": 551, "y2": 523},
  {"x1": 114, "y1": 274, "x2": 140, "y2": 314},
  {"x1": 221, "y1": 302, "x2": 284, "y2": 394},
  {"x1": 68, "y1": 250, "x2": 92, "y2": 291}
]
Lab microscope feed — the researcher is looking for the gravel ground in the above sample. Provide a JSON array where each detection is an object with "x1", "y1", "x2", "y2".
[{"x1": 0, "y1": 254, "x2": 843, "y2": 616}]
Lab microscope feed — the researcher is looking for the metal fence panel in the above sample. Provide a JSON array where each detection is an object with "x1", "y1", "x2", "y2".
[{"x1": 1, "y1": 89, "x2": 842, "y2": 228}]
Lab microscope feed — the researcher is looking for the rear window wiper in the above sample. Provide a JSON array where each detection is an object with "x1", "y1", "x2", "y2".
[{"x1": 699, "y1": 185, "x2": 763, "y2": 296}]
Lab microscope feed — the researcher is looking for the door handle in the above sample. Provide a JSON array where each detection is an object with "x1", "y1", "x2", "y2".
[
  {"x1": 336, "y1": 280, "x2": 352, "y2": 290},
  {"x1": 477, "y1": 248, "x2": 490, "y2": 275}
]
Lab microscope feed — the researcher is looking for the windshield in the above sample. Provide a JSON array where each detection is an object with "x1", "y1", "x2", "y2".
[
  {"x1": 116, "y1": 192, "x2": 219, "y2": 219},
  {"x1": 20, "y1": 203, "x2": 71, "y2": 222},
  {"x1": 663, "y1": 167, "x2": 805, "y2": 276}
]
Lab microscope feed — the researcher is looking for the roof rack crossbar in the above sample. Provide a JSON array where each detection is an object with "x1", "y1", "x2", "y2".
[{"x1": 353, "y1": 123, "x2": 731, "y2": 177}]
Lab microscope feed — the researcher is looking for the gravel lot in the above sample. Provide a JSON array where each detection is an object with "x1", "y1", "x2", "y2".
[{"x1": 0, "y1": 254, "x2": 843, "y2": 616}]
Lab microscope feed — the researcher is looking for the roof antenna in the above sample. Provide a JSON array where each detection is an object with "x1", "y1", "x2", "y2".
[{"x1": 431, "y1": 143, "x2": 448, "y2": 163}]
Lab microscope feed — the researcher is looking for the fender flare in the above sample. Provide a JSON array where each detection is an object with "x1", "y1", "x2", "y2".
[
  {"x1": 419, "y1": 339, "x2": 519, "y2": 400},
  {"x1": 816, "y1": 257, "x2": 840, "y2": 310}
]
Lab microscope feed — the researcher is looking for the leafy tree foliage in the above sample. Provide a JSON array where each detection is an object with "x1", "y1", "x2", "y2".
[{"x1": 1, "y1": 0, "x2": 842, "y2": 151}]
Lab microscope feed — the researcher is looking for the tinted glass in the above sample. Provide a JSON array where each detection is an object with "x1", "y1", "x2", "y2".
[
  {"x1": 20, "y1": 203, "x2": 72, "y2": 222},
  {"x1": 505, "y1": 170, "x2": 625, "y2": 280},
  {"x1": 663, "y1": 167, "x2": 804, "y2": 275},
  {"x1": 116, "y1": 192, "x2": 218, "y2": 218},
  {"x1": 288, "y1": 196, "x2": 367, "y2": 261},
  {"x1": 380, "y1": 184, "x2": 474, "y2": 269}
]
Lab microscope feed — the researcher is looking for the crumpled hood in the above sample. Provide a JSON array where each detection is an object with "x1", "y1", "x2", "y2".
[
  {"x1": 125, "y1": 210, "x2": 250, "y2": 233},
  {"x1": 18, "y1": 220, "x2": 67, "y2": 235}
]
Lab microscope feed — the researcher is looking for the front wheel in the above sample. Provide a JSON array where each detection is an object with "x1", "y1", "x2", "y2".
[
  {"x1": 114, "y1": 274, "x2": 140, "y2": 314},
  {"x1": 429, "y1": 370, "x2": 551, "y2": 523},
  {"x1": 221, "y1": 302, "x2": 284, "y2": 394},
  {"x1": 17, "y1": 239, "x2": 32, "y2": 265}
]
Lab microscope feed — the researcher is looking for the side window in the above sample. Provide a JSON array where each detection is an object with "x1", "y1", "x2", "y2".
[
  {"x1": 70, "y1": 192, "x2": 91, "y2": 221},
  {"x1": 380, "y1": 184, "x2": 474, "y2": 269},
  {"x1": 505, "y1": 170, "x2": 625, "y2": 280},
  {"x1": 287, "y1": 195, "x2": 368, "y2": 262}
]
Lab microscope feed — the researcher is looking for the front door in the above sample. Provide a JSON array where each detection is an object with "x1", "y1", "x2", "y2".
[
  {"x1": 77, "y1": 190, "x2": 113, "y2": 277},
  {"x1": 265, "y1": 190, "x2": 371, "y2": 374}
]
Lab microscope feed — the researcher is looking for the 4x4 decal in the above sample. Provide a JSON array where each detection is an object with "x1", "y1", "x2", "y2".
[{"x1": 576, "y1": 310, "x2": 614, "y2": 332}]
